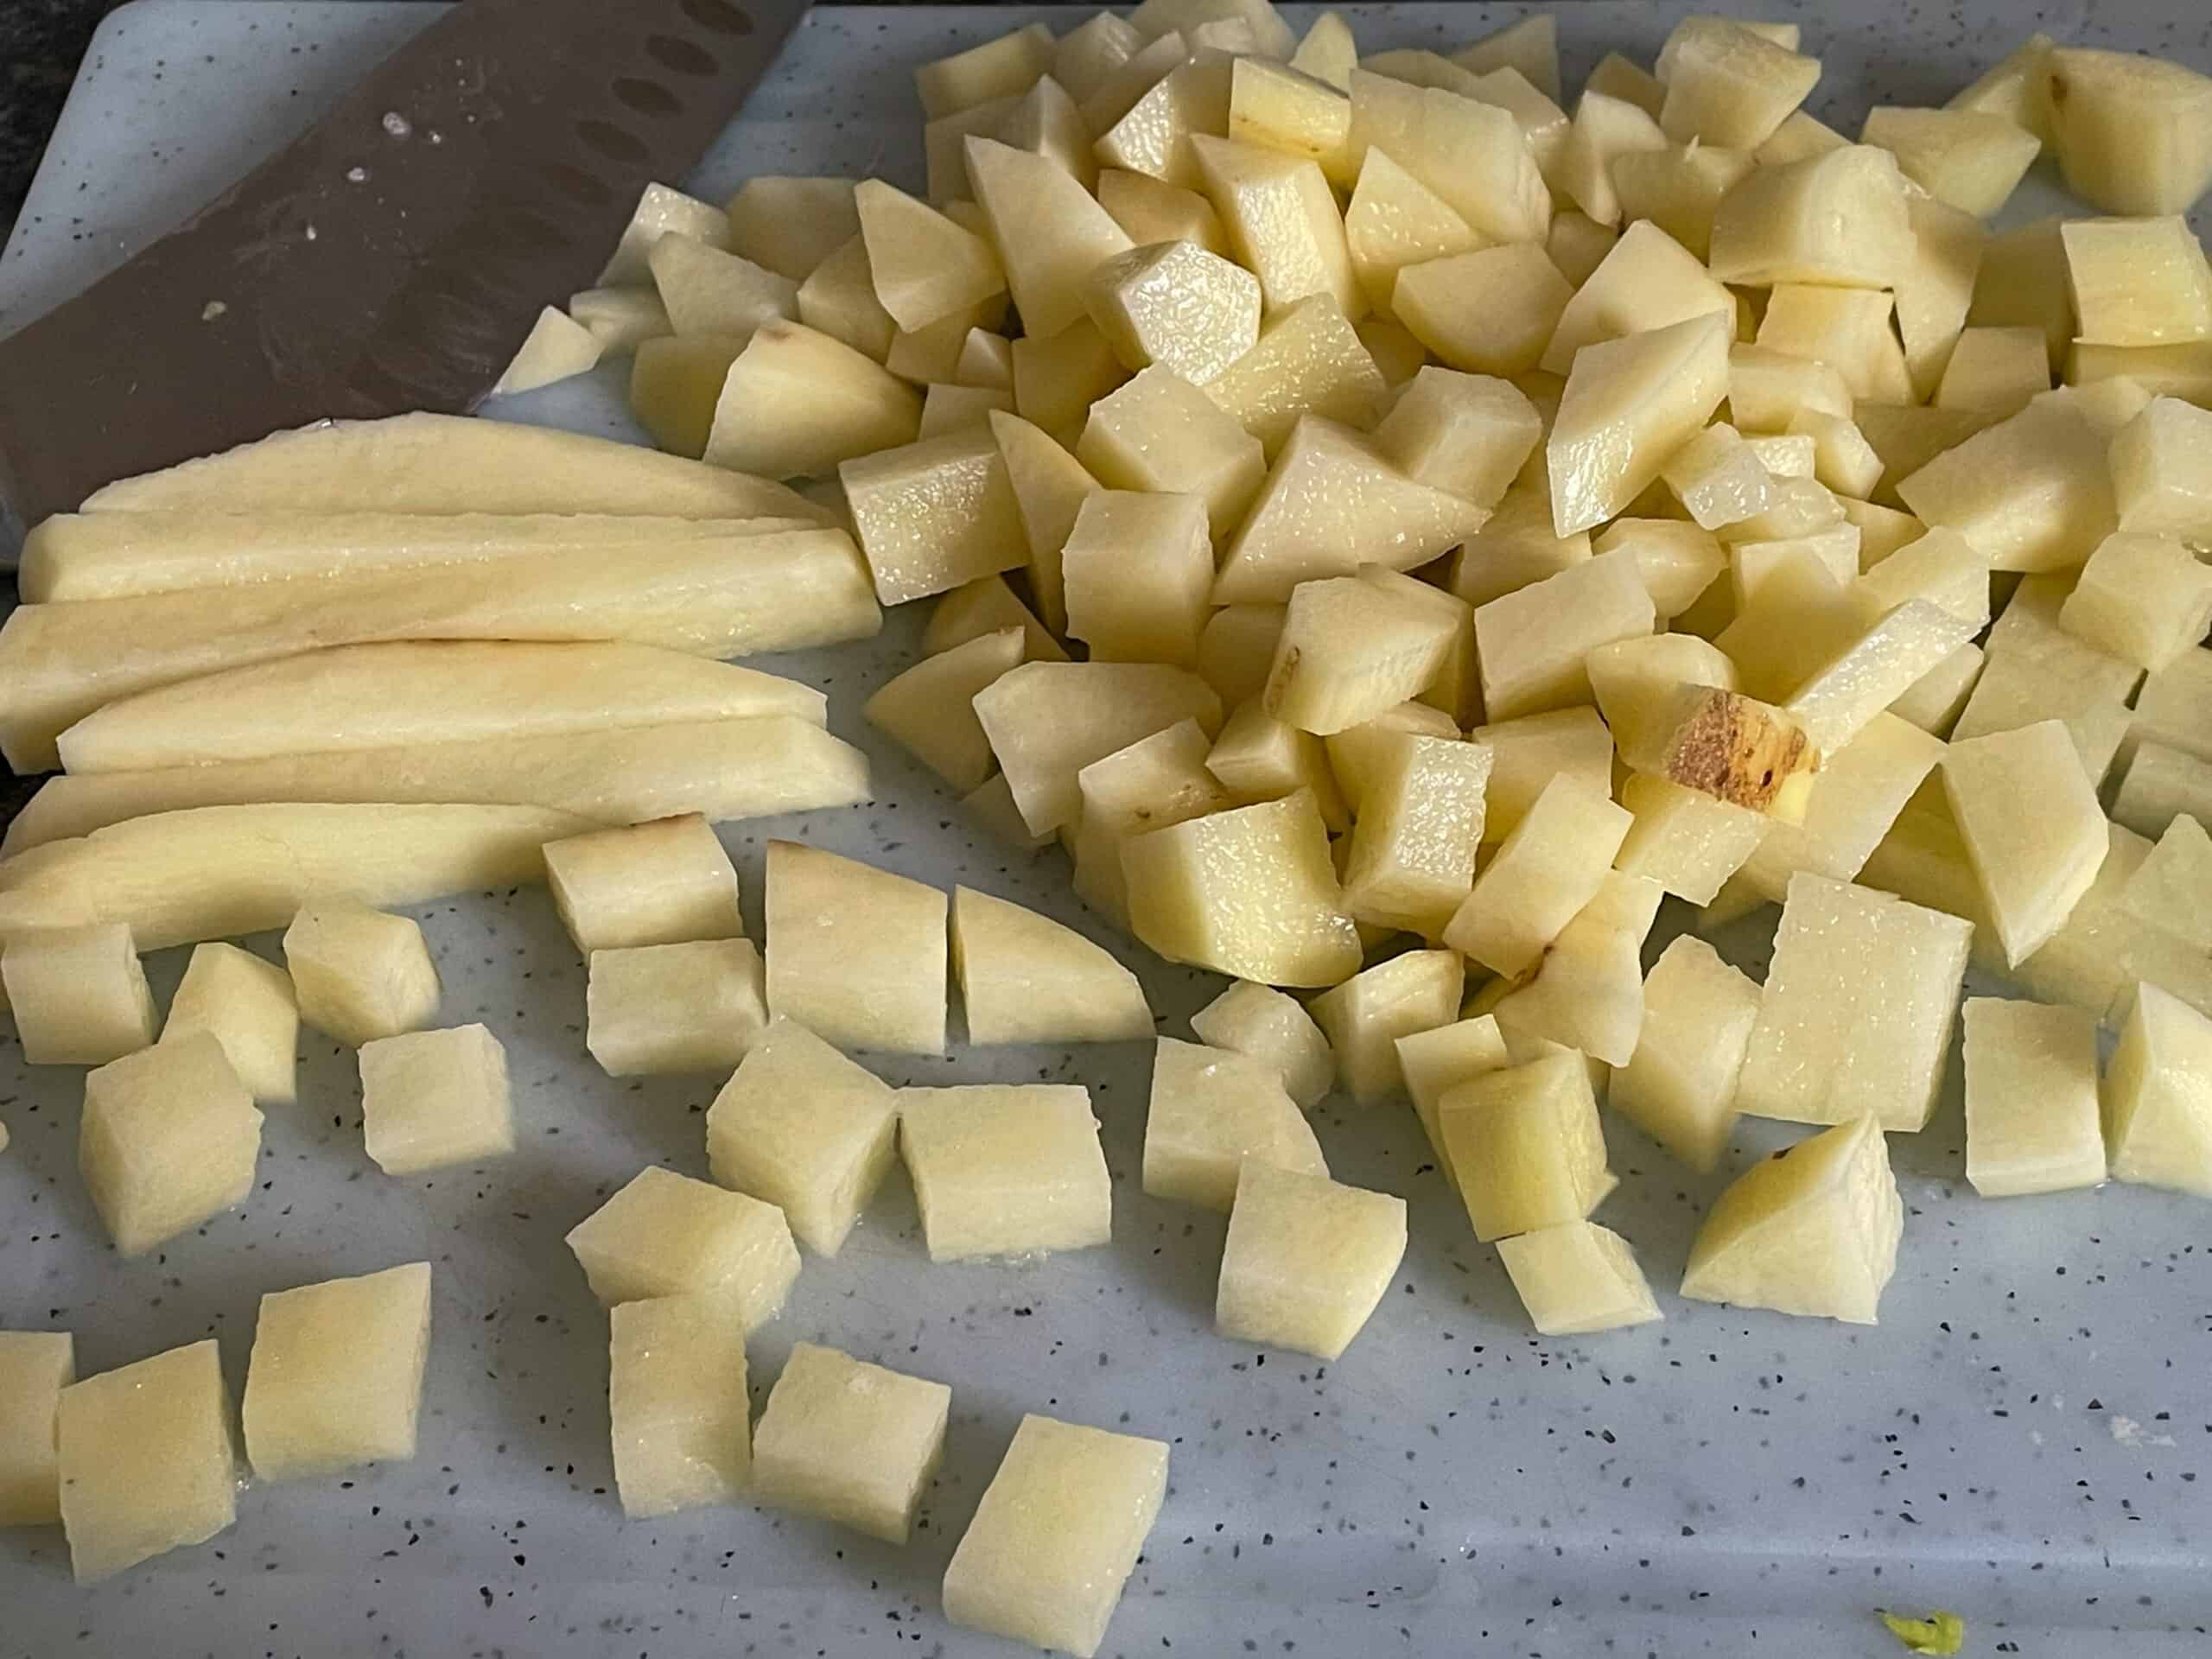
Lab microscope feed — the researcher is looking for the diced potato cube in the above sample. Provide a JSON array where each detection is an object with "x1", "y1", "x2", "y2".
[
  {"x1": 1097, "y1": 168, "x2": 1228, "y2": 257},
  {"x1": 1934, "y1": 325, "x2": 2050, "y2": 418},
  {"x1": 726, "y1": 175, "x2": 861, "y2": 282},
  {"x1": 2061, "y1": 215, "x2": 2212, "y2": 348},
  {"x1": 1726, "y1": 342, "x2": 1851, "y2": 434},
  {"x1": 283, "y1": 896, "x2": 440, "y2": 1047},
  {"x1": 55, "y1": 1340, "x2": 236, "y2": 1582},
  {"x1": 1063, "y1": 491, "x2": 1214, "y2": 667},
  {"x1": 2105, "y1": 981, "x2": 2212, "y2": 1198},
  {"x1": 1189, "y1": 981, "x2": 1336, "y2": 1108},
  {"x1": 1961, "y1": 997, "x2": 2106, "y2": 1198},
  {"x1": 924, "y1": 573, "x2": 1062, "y2": 664},
  {"x1": 1551, "y1": 89, "x2": 1666, "y2": 228},
  {"x1": 1943, "y1": 721, "x2": 2108, "y2": 965},
  {"x1": 1461, "y1": 708, "x2": 1612, "y2": 842},
  {"x1": 1655, "y1": 16, "x2": 1820, "y2": 149},
  {"x1": 1757, "y1": 284, "x2": 1912, "y2": 404},
  {"x1": 1394, "y1": 1014, "x2": 1510, "y2": 1173},
  {"x1": 1, "y1": 921, "x2": 156, "y2": 1065},
  {"x1": 599, "y1": 182, "x2": 730, "y2": 287},
  {"x1": 794, "y1": 235, "x2": 895, "y2": 362},
  {"x1": 1787, "y1": 410, "x2": 1885, "y2": 499},
  {"x1": 1394, "y1": 246, "x2": 1573, "y2": 378},
  {"x1": 2045, "y1": 48, "x2": 2212, "y2": 216},
  {"x1": 1096, "y1": 56, "x2": 1233, "y2": 193},
  {"x1": 1860, "y1": 105, "x2": 2040, "y2": 217},
  {"x1": 1204, "y1": 295, "x2": 1388, "y2": 460},
  {"x1": 1738, "y1": 874, "x2": 1972, "y2": 1130},
  {"x1": 1373, "y1": 367, "x2": 1539, "y2": 508},
  {"x1": 1083, "y1": 238, "x2": 1260, "y2": 386},
  {"x1": 1338, "y1": 732, "x2": 1491, "y2": 935},
  {"x1": 898, "y1": 1084, "x2": 1110, "y2": 1260},
  {"x1": 968, "y1": 132, "x2": 1135, "y2": 339},
  {"x1": 0, "y1": 1331, "x2": 73, "y2": 1526},
  {"x1": 855, "y1": 178, "x2": 1006, "y2": 332},
  {"x1": 1661, "y1": 423, "x2": 1772, "y2": 531},
  {"x1": 242, "y1": 1262, "x2": 432, "y2": 1480},
  {"x1": 1784, "y1": 597, "x2": 1980, "y2": 756},
  {"x1": 1498, "y1": 1221, "x2": 1662, "y2": 1336},
  {"x1": 1611, "y1": 936, "x2": 1758, "y2": 1171},
  {"x1": 918, "y1": 383, "x2": 1013, "y2": 437},
  {"x1": 1757, "y1": 107, "x2": 1850, "y2": 164},
  {"x1": 2007, "y1": 825, "x2": 2212, "y2": 1027},
  {"x1": 977, "y1": 660, "x2": 1223, "y2": 837},
  {"x1": 1890, "y1": 641, "x2": 1985, "y2": 736},
  {"x1": 1442, "y1": 776, "x2": 1628, "y2": 978},
  {"x1": 1473, "y1": 549, "x2": 1656, "y2": 721},
  {"x1": 1078, "y1": 364, "x2": 1267, "y2": 539},
  {"x1": 79, "y1": 1033, "x2": 261, "y2": 1255},
  {"x1": 1191, "y1": 132, "x2": 1360, "y2": 321},
  {"x1": 2111, "y1": 397, "x2": 2212, "y2": 539},
  {"x1": 1549, "y1": 312, "x2": 1733, "y2": 535},
  {"x1": 1261, "y1": 573, "x2": 1458, "y2": 735},
  {"x1": 1681, "y1": 1114, "x2": 1901, "y2": 1323},
  {"x1": 1143, "y1": 1037, "x2": 1326, "y2": 1211},
  {"x1": 645, "y1": 234, "x2": 795, "y2": 341},
  {"x1": 1614, "y1": 773, "x2": 1770, "y2": 905},
  {"x1": 1343, "y1": 148, "x2": 1480, "y2": 317},
  {"x1": 1216, "y1": 1161, "x2": 1407, "y2": 1357},
  {"x1": 1307, "y1": 950, "x2": 1463, "y2": 1103},
  {"x1": 1611, "y1": 143, "x2": 1752, "y2": 264},
  {"x1": 943, "y1": 1414, "x2": 1168, "y2": 1659},
  {"x1": 842, "y1": 429, "x2": 1027, "y2": 607},
  {"x1": 952, "y1": 886, "x2": 1151, "y2": 1045},
  {"x1": 866, "y1": 626, "x2": 1026, "y2": 793},
  {"x1": 1585, "y1": 51, "x2": 1663, "y2": 118},
  {"x1": 156, "y1": 944, "x2": 296, "y2": 1107},
  {"x1": 1069, "y1": 720, "x2": 1236, "y2": 923},
  {"x1": 1733, "y1": 712, "x2": 1945, "y2": 905},
  {"x1": 2113, "y1": 739, "x2": 2212, "y2": 844},
  {"x1": 1588, "y1": 630, "x2": 1740, "y2": 755},
  {"x1": 1489, "y1": 871, "x2": 1656, "y2": 1067},
  {"x1": 1541, "y1": 220, "x2": 1732, "y2": 378},
  {"x1": 1614, "y1": 683, "x2": 1816, "y2": 815},
  {"x1": 1453, "y1": 12, "x2": 1560, "y2": 97},
  {"x1": 567, "y1": 1165, "x2": 799, "y2": 1319},
  {"x1": 1592, "y1": 518, "x2": 1727, "y2": 620},
  {"x1": 1344, "y1": 71, "x2": 1550, "y2": 247},
  {"x1": 1948, "y1": 32, "x2": 2056, "y2": 139},
  {"x1": 764, "y1": 841, "x2": 946, "y2": 1055},
  {"x1": 2059, "y1": 532, "x2": 2212, "y2": 672},
  {"x1": 1541, "y1": 211, "x2": 1617, "y2": 289},
  {"x1": 359, "y1": 1023, "x2": 512, "y2": 1176},
  {"x1": 1966, "y1": 213, "x2": 2068, "y2": 372},
  {"x1": 1708, "y1": 146, "x2": 1915, "y2": 289},
  {"x1": 703, "y1": 320, "x2": 923, "y2": 479},
  {"x1": 587, "y1": 940, "x2": 766, "y2": 1077},
  {"x1": 2121, "y1": 815, "x2": 2212, "y2": 950},
  {"x1": 608, "y1": 1293, "x2": 749, "y2": 1519},
  {"x1": 1895, "y1": 397, "x2": 2117, "y2": 573},
  {"x1": 753, "y1": 1342, "x2": 951, "y2": 1543},
  {"x1": 1438, "y1": 1049, "x2": 1613, "y2": 1242}
]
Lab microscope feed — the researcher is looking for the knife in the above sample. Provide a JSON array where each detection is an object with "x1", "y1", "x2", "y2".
[{"x1": 0, "y1": 0, "x2": 811, "y2": 543}]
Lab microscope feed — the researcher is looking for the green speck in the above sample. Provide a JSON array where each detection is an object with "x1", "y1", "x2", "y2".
[{"x1": 1880, "y1": 1610, "x2": 1966, "y2": 1655}]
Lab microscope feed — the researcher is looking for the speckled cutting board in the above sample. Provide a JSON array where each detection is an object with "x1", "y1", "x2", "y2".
[{"x1": 2, "y1": 4, "x2": 2208, "y2": 1657}]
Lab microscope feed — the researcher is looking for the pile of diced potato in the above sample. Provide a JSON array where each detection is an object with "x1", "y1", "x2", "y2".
[{"x1": 10, "y1": 3, "x2": 2212, "y2": 1651}]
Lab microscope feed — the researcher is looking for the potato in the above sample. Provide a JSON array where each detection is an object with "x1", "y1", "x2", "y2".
[
  {"x1": 1498, "y1": 1223, "x2": 1662, "y2": 1336},
  {"x1": 566, "y1": 1165, "x2": 799, "y2": 1319},
  {"x1": 1654, "y1": 16, "x2": 1820, "y2": 149},
  {"x1": 1062, "y1": 492, "x2": 1214, "y2": 666},
  {"x1": 1205, "y1": 701, "x2": 1348, "y2": 829},
  {"x1": 1859, "y1": 106, "x2": 2040, "y2": 217},
  {"x1": 854, "y1": 178, "x2": 1007, "y2": 332},
  {"x1": 241, "y1": 1262, "x2": 432, "y2": 1482},
  {"x1": 1124, "y1": 791, "x2": 1361, "y2": 986},
  {"x1": 1490, "y1": 872, "x2": 1657, "y2": 1067},
  {"x1": 493, "y1": 304, "x2": 606, "y2": 396},
  {"x1": 915, "y1": 21, "x2": 1052, "y2": 118},
  {"x1": 994, "y1": 75, "x2": 1096, "y2": 192},
  {"x1": 1889, "y1": 641, "x2": 1984, "y2": 736},
  {"x1": 1943, "y1": 721, "x2": 2108, "y2": 965},
  {"x1": 725, "y1": 175, "x2": 861, "y2": 282},
  {"x1": 1098, "y1": 58, "x2": 1234, "y2": 192},
  {"x1": 1757, "y1": 284, "x2": 1912, "y2": 404},
  {"x1": 2111, "y1": 397, "x2": 2212, "y2": 538},
  {"x1": 1069, "y1": 720, "x2": 1237, "y2": 923},
  {"x1": 2105, "y1": 981, "x2": 2212, "y2": 1197},
  {"x1": 1726, "y1": 343, "x2": 1851, "y2": 435},
  {"x1": 1549, "y1": 311, "x2": 1732, "y2": 534},
  {"x1": 1960, "y1": 998, "x2": 2107, "y2": 1198},
  {"x1": 1097, "y1": 167, "x2": 1230, "y2": 256},
  {"x1": 1441, "y1": 774, "x2": 1628, "y2": 978},
  {"x1": 1894, "y1": 397, "x2": 2116, "y2": 572},
  {"x1": 1611, "y1": 143, "x2": 1753, "y2": 263},
  {"x1": 1783, "y1": 597, "x2": 1980, "y2": 756},
  {"x1": 1680, "y1": 1114, "x2": 1901, "y2": 1325},
  {"x1": 918, "y1": 384, "x2": 1013, "y2": 438},
  {"x1": 2004, "y1": 823, "x2": 2212, "y2": 1026},
  {"x1": 951, "y1": 886, "x2": 1151, "y2": 1046},
  {"x1": 1465, "y1": 707, "x2": 1611, "y2": 842},
  {"x1": 764, "y1": 841, "x2": 946, "y2": 1055},
  {"x1": 586, "y1": 940, "x2": 765, "y2": 1077},
  {"x1": 0, "y1": 1330, "x2": 73, "y2": 1526},
  {"x1": 82, "y1": 410, "x2": 818, "y2": 519},
  {"x1": 54, "y1": 1340, "x2": 237, "y2": 1583},
  {"x1": 629, "y1": 332, "x2": 750, "y2": 456},
  {"x1": 753, "y1": 1343, "x2": 951, "y2": 1544},
  {"x1": 796, "y1": 234, "x2": 897, "y2": 361},
  {"x1": 0, "y1": 922, "x2": 155, "y2": 1065},
  {"x1": 1142, "y1": 1037, "x2": 1326, "y2": 1211},
  {"x1": 1731, "y1": 712, "x2": 1943, "y2": 904},
  {"x1": 1453, "y1": 12, "x2": 1559, "y2": 99},
  {"x1": 899, "y1": 1084, "x2": 1111, "y2": 1260},
  {"x1": 1190, "y1": 979, "x2": 1336, "y2": 1108},
  {"x1": 966, "y1": 137, "x2": 1136, "y2": 340},
  {"x1": 866, "y1": 626, "x2": 1025, "y2": 792},
  {"x1": 1078, "y1": 364, "x2": 1267, "y2": 538},
  {"x1": 1344, "y1": 70, "x2": 1549, "y2": 245},
  {"x1": 1539, "y1": 220, "x2": 1732, "y2": 377},
  {"x1": 1216, "y1": 1161, "x2": 1407, "y2": 1358},
  {"x1": 988, "y1": 410, "x2": 1103, "y2": 631},
  {"x1": 942, "y1": 1414, "x2": 1167, "y2": 1659},
  {"x1": 1543, "y1": 211, "x2": 1619, "y2": 289},
  {"x1": 1553, "y1": 90, "x2": 1666, "y2": 228},
  {"x1": 1205, "y1": 295, "x2": 1389, "y2": 458},
  {"x1": 1227, "y1": 55, "x2": 1352, "y2": 179},
  {"x1": 645, "y1": 233, "x2": 795, "y2": 343},
  {"x1": 1660, "y1": 423, "x2": 1773, "y2": 531},
  {"x1": 1289, "y1": 10, "x2": 1355, "y2": 89},
  {"x1": 2112, "y1": 741, "x2": 2212, "y2": 843},
  {"x1": 1614, "y1": 774, "x2": 1769, "y2": 905},
  {"x1": 1305, "y1": 949, "x2": 1461, "y2": 1103},
  {"x1": 1591, "y1": 518, "x2": 1726, "y2": 620},
  {"x1": 1192, "y1": 133, "x2": 1361, "y2": 319},
  {"x1": 1948, "y1": 32, "x2": 2056, "y2": 139},
  {"x1": 1708, "y1": 146, "x2": 1915, "y2": 289},
  {"x1": 2059, "y1": 532, "x2": 2212, "y2": 672},
  {"x1": 1343, "y1": 148, "x2": 1479, "y2": 315},
  {"x1": 2044, "y1": 47, "x2": 2212, "y2": 215},
  {"x1": 160, "y1": 944, "x2": 297, "y2": 1105},
  {"x1": 543, "y1": 814, "x2": 743, "y2": 955},
  {"x1": 1338, "y1": 731, "x2": 1491, "y2": 936},
  {"x1": 1393, "y1": 246, "x2": 1573, "y2": 379},
  {"x1": 1374, "y1": 367, "x2": 1539, "y2": 508},
  {"x1": 1473, "y1": 549, "x2": 1656, "y2": 721},
  {"x1": 1083, "y1": 239, "x2": 1259, "y2": 385},
  {"x1": 358, "y1": 1023, "x2": 512, "y2": 1175},
  {"x1": 1262, "y1": 572, "x2": 1459, "y2": 734},
  {"x1": 976, "y1": 660, "x2": 1222, "y2": 836},
  {"x1": 80, "y1": 1035, "x2": 262, "y2": 1255},
  {"x1": 2120, "y1": 815, "x2": 2212, "y2": 950},
  {"x1": 1609, "y1": 936, "x2": 1758, "y2": 1172},
  {"x1": 607, "y1": 1293, "x2": 750, "y2": 1520},
  {"x1": 1437, "y1": 1048, "x2": 1613, "y2": 1242},
  {"x1": 1755, "y1": 108, "x2": 1849, "y2": 164},
  {"x1": 2061, "y1": 215, "x2": 2212, "y2": 346}
]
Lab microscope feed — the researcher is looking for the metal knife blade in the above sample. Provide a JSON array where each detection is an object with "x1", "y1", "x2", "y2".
[{"x1": 0, "y1": 0, "x2": 810, "y2": 537}]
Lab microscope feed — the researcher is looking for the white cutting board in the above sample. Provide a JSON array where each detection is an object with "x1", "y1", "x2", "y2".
[{"x1": 3, "y1": 6, "x2": 2209, "y2": 1659}]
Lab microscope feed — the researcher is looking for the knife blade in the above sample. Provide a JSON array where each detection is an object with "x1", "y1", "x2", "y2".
[{"x1": 0, "y1": 0, "x2": 810, "y2": 539}]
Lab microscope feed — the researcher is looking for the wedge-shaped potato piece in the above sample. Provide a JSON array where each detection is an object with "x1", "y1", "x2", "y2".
[
  {"x1": 1071, "y1": 728, "x2": 1228, "y2": 930},
  {"x1": 1490, "y1": 873, "x2": 1656, "y2": 1067},
  {"x1": 1592, "y1": 518, "x2": 1726, "y2": 620},
  {"x1": 1614, "y1": 774, "x2": 1768, "y2": 905},
  {"x1": 284, "y1": 896, "x2": 437, "y2": 1048},
  {"x1": 1228, "y1": 56, "x2": 1352, "y2": 178},
  {"x1": 1611, "y1": 143, "x2": 1753, "y2": 263},
  {"x1": 2044, "y1": 47, "x2": 2212, "y2": 216},
  {"x1": 854, "y1": 178, "x2": 1006, "y2": 333},
  {"x1": 1660, "y1": 423, "x2": 1772, "y2": 532},
  {"x1": 1948, "y1": 32, "x2": 2056, "y2": 137},
  {"x1": 1307, "y1": 949, "x2": 1463, "y2": 1103},
  {"x1": 1442, "y1": 775, "x2": 1628, "y2": 979},
  {"x1": 1943, "y1": 721, "x2": 2107, "y2": 966},
  {"x1": 599, "y1": 182, "x2": 731, "y2": 285},
  {"x1": 1549, "y1": 89, "x2": 1665, "y2": 228},
  {"x1": 0, "y1": 530, "x2": 880, "y2": 772},
  {"x1": 1960, "y1": 997, "x2": 2106, "y2": 1198},
  {"x1": 1857, "y1": 527, "x2": 1991, "y2": 626},
  {"x1": 1611, "y1": 936, "x2": 1758, "y2": 1172},
  {"x1": 917, "y1": 384, "x2": 1011, "y2": 438},
  {"x1": 1949, "y1": 647, "x2": 2128, "y2": 790},
  {"x1": 1498, "y1": 1222, "x2": 1661, "y2": 1336},
  {"x1": 0, "y1": 804, "x2": 585, "y2": 952},
  {"x1": 1192, "y1": 980, "x2": 1336, "y2": 1108},
  {"x1": 899, "y1": 1083, "x2": 1110, "y2": 1260},
  {"x1": 1681, "y1": 1114, "x2": 1900, "y2": 1324},
  {"x1": 989, "y1": 409, "x2": 1102, "y2": 631},
  {"x1": 586, "y1": 940, "x2": 765, "y2": 1078},
  {"x1": 1205, "y1": 294, "x2": 1388, "y2": 458},
  {"x1": 764, "y1": 842, "x2": 945, "y2": 1055},
  {"x1": 1191, "y1": 134, "x2": 1360, "y2": 319},
  {"x1": 2131, "y1": 648, "x2": 2212, "y2": 766},
  {"x1": 1079, "y1": 28, "x2": 1188, "y2": 133},
  {"x1": 865, "y1": 627, "x2": 1025, "y2": 793},
  {"x1": 963, "y1": 138, "x2": 1135, "y2": 341},
  {"x1": 1654, "y1": 16, "x2": 1820, "y2": 149},
  {"x1": 2105, "y1": 982, "x2": 2212, "y2": 1197},
  {"x1": 1732, "y1": 713, "x2": 1942, "y2": 906},
  {"x1": 841, "y1": 429, "x2": 1027, "y2": 607},
  {"x1": 1452, "y1": 11, "x2": 1558, "y2": 99},
  {"x1": 1216, "y1": 1161, "x2": 1406, "y2": 1358},
  {"x1": 1782, "y1": 598, "x2": 1980, "y2": 757},
  {"x1": 796, "y1": 234, "x2": 896, "y2": 362},
  {"x1": 1727, "y1": 344, "x2": 1852, "y2": 436},
  {"x1": 705, "y1": 1017, "x2": 899, "y2": 1256},
  {"x1": 725, "y1": 175, "x2": 861, "y2": 282},
  {"x1": 1344, "y1": 70, "x2": 1549, "y2": 245},
  {"x1": 54, "y1": 1340, "x2": 237, "y2": 1584},
  {"x1": 1124, "y1": 791, "x2": 1361, "y2": 986},
  {"x1": 2061, "y1": 215, "x2": 2212, "y2": 347},
  {"x1": 953, "y1": 886, "x2": 1151, "y2": 1046},
  {"x1": 1339, "y1": 732, "x2": 1491, "y2": 937},
  {"x1": 1738, "y1": 874, "x2": 1972, "y2": 1131},
  {"x1": 1548, "y1": 311, "x2": 1732, "y2": 536},
  {"x1": 1289, "y1": 10, "x2": 1355, "y2": 89},
  {"x1": 1788, "y1": 410, "x2": 1886, "y2": 498},
  {"x1": 1965, "y1": 213, "x2": 2066, "y2": 373},
  {"x1": 1097, "y1": 167, "x2": 1230, "y2": 258},
  {"x1": 1999, "y1": 823, "x2": 2212, "y2": 1025},
  {"x1": 1438, "y1": 1048, "x2": 1612, "y2": 1242},
  {"x1": 2113, "y1": 741, "x2": 2212, "y2": 845},
  {"x1": 1077, "y1": 364, "x2": 1267, "y2": 539},
  {"x1": 977, "y1": 660, "x2": 1223, "y2": 836},
  {"x1": 160, "y1": 943, "x2": 296, "y2": 1105},
  {"x1": 943, "y1": 1414, "x2": 1166, "y2": 1659},
  {"x1": 1, "y1": 921, "x2": 155, "y2": 1065},
  {"x1": 1467, "y1": 708, "x2": 1613, "y2": 842},
  {"x1": 566, "y1": 1165, "x2": 800, "y2": 1318},
  {"x1": 55, "y1": 640, "x2": 823, "y2": 775},
  {"x1": 915, "y1": 21, "x2": 1052, "y2": 118},
  {"x1": 543, "y1": 814, "x2": 741, "y2": 955},
  {"x1": 1143, "y1": 1037, "x2": 1326, "y2": 1211},
  {"x1": 1262, "y1": 572, "x2": 1458, "y2": 735},
  {"x1": 1894, "y1": 397, "x2": 2116, "y2": 573},
  {"x1": 1860, "y1": 105, "x2": 2039, "y2": 217},
  {"x1": 753, "y1": 1343, "x2": 951, "y2": 1545},
  {"x1": 242, "y1": 1262, "x2": 432, "y2": 1483},
  {"x1": 1757, "y1": 284, "x2": 1912, "y2": 404},
  {"x1": 1062, "y1": 491, "x2": 1213, "y2": 666},
  {"x1": 1082, "y1": 238, "x2": 1259, "y2": 386},
  {"x1": 80, "y1": 1035, "x2": 262, "y2": 1255},
  {"x1": 1708, "y1": 146, "x2": 1914, "y2": 289},
  {"x1": 1205, "y1": 700, "x2": 1348, "y2": 829},
  {"x1": 2112, "y1": 397, "x2": 2212, "y2": 538},
  {"x1": 6, "y1": 716, "x2": 870, "y2": 855},
  {"x1": 1096, "y1": 55, "x2": 1234, "y2": 191},
  {"x1": 698, "y1": 318, "x2": 925, "y2": 477},
  {"x1": 80, "y1": 410, "x2": 819, "y2": 520},
  {"x1": 1889, "y1": 641, "x2": 1984, "y2": 737},
  {"x1": 1214, "y1": 417, "x2": 1487, "y2": 603},
  {"x1": 0, "y1": 1330, "x2": 73, "y2": 1527},
  {"x1": 629, "y1": 332, "x2": 750, "y2": 456},
  {"x1": 1374, "y1": 368, "x2": 1539, "y2": 508},
  {"x1": 2060, "y1": 532, "x2": 2212, "y2": 672},
  {"x1": 1343, "y1": 148, "x2": 1481, "y2": 317},
  {"x1": 1474, "y1": 549, "x2": 1656, "y2": 721},
  {"x1": 1547, "y1": 215, "x2": 1621, "y2": 295},
  {"x1": 645, "y1": 234, "x2": 795, "y2": 343},
  {"x1": 1540, "y1": 220, "x2": 1732, "y2": 378},
  {"x1": 2120, "y1": 815, "x2": 2212, "y2": 950}
]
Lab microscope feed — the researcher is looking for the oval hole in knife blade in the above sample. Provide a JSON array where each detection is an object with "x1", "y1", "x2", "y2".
[
  {"x1": 613, "y1": 78, "x2": 683, "y2": 119},
  {"x1": 575, "y1": 119, "x2": 652, "y2": 165},
  {"x1": 681, "y1": 0, "x2": 756, "y2": 36},
  {"x1": 537, "y1": 160, "x2": 617, "y2": 206},
  {"x1": 645, "y1": 35, "x2": 719, "y2": 77}
]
